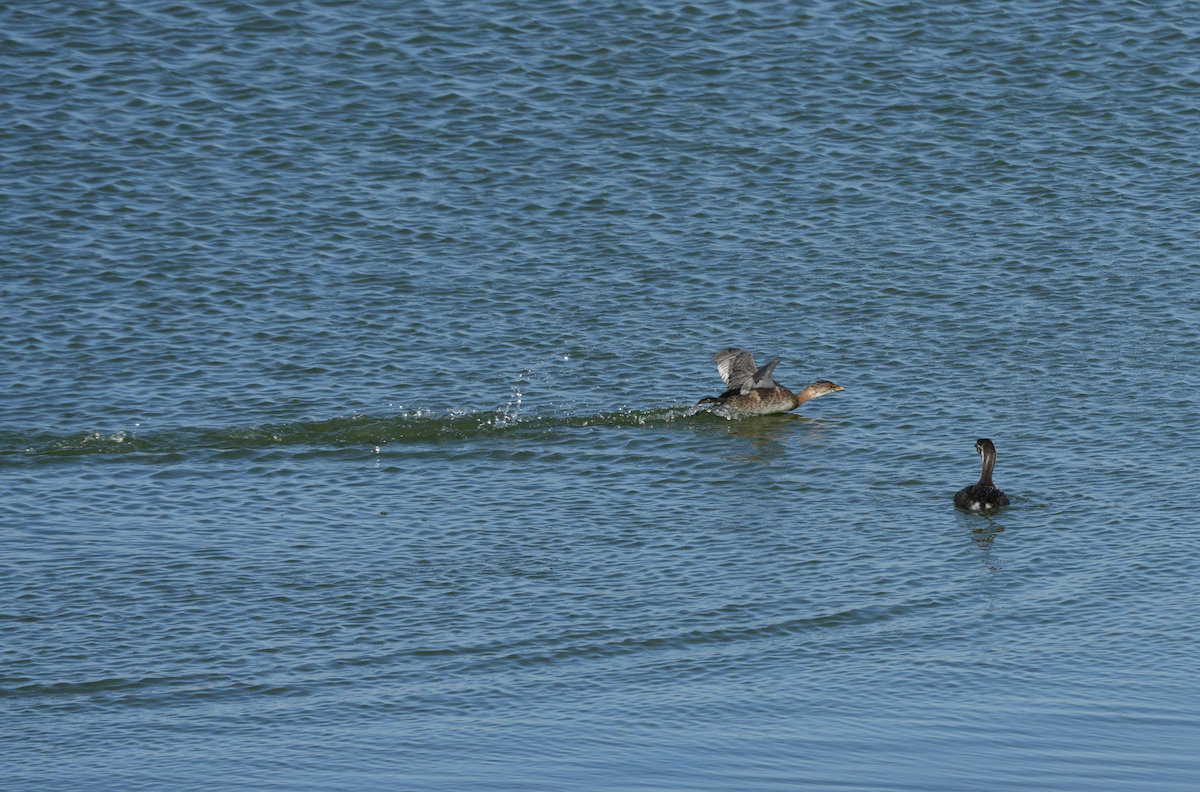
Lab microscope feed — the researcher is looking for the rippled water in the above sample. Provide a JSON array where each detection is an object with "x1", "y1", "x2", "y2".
[{"x1": 3, "y1": 1, "x2": 1200, "y2": 790}]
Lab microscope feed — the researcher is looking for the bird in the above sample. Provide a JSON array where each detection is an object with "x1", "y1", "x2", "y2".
[
  {"x1": 696, "y1": 348, "x2": 843, "y2": 415},
  {"x1": 953, "y1": 438, "x2": 1010, "y2": 510}
]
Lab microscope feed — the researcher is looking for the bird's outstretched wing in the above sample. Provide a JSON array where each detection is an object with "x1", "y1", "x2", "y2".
[
  {"x1": 740, "y1": 358, "x2": 780, "y2": 394},
  {"x1": 712, "y1": 348, "x2": 757, "y2": 390}
]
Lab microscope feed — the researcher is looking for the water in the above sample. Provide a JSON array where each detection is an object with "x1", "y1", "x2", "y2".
[{"x1": 3, "y1": 1, "x2": 1199, "y2": 789}]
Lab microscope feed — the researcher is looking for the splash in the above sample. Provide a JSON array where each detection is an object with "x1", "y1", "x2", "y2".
[{"x1": 493, "y1": 385, "x2": 524, "y2": 428}]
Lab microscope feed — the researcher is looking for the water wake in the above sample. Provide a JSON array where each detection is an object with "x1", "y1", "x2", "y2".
[{"x1": 1, "y1": 405, "x2": 716, "y2": 460}]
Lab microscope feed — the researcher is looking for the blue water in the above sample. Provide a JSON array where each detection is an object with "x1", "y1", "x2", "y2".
[{"x1": 3, "y1": 1, "x2": 1200, "y2": 789}]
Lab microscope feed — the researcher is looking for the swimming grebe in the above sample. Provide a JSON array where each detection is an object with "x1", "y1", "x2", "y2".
[
  {"x1": 954, "y1": 438, "x2": 1010, "y2": 510},
  {"x1": 696, "y1": 348, "x2": 843, "y2": 415}
]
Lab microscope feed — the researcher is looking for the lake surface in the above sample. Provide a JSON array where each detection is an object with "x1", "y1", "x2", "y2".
[{"x1": 3, "y1": 1, "x2": 1199, "y2": 789}]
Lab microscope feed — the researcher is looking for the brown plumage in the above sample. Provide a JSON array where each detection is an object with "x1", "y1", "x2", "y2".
[{"x1": 697, "y1": 348, "x2": 843, "y2": 415}]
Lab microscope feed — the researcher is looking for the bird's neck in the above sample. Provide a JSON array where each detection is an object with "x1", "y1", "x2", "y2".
[
  {"x1": 792, "y1": 383, "x2": 822, "y2": 407},
  {"x1": 978, "y1": 450, "x2": 996, "y2": 486}
]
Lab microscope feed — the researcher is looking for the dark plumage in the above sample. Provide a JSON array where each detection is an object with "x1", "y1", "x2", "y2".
[
  {"x1": 954, "y1": 438, "x2": 1010, "y2": 510},
  {"x1": 697, "y1": 348, "x2": 842, "y2": 415}
]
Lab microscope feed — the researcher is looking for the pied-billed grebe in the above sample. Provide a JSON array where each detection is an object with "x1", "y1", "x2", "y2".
[
  {"x1": 954, "y1": 438, "x2": 1010, "y2": 510},
  {"x1": 696, "y1": 348, "x2": 843, "y2": 415}
]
